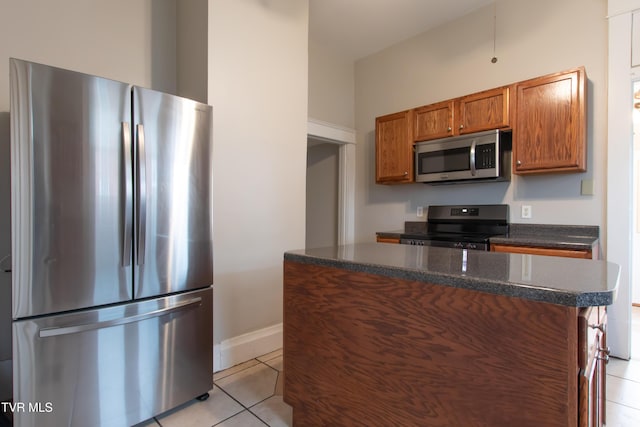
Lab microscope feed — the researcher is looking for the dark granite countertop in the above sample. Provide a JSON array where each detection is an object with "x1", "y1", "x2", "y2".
[
  {"x1": 490, "y1": 224, "x2": 599, "y2": 250},
  {"x1": 377, "y1": 223, "x2": 599, "y2": 251},
  {"x1": 285, "y1": 243, "x2": 619, "y2": 307}
]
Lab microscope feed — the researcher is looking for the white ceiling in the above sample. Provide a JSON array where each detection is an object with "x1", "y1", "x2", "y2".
[{"x1": 309, "y1": 0, "x2": 495, "y2": 61}]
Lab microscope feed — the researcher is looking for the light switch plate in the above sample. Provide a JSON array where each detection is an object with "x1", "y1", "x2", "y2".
[
  {"x1": 581, "y1": 179, "x2": 595, "y2": 196},
  {"x1": 417, "y1": 206, "x2": 424, "y2": 217}
]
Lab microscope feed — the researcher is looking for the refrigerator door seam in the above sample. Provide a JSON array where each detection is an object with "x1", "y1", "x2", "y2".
[{"x1": 37, "y1": 296, "x2": 202, "y2": 338}]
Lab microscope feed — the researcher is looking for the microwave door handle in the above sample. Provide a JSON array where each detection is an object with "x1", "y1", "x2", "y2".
[{"x1": 470, "y1": 140, "x2": 477, "y2": 176}]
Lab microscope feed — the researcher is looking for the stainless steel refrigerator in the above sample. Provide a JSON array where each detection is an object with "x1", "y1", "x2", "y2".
[{"x1": 9, "y1": 58, "x2": 213, "y2": 427}]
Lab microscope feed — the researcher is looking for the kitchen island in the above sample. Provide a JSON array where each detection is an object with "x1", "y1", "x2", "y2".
[{"x1": 283, "y1": 243, "x2": 619, "y2": 426}]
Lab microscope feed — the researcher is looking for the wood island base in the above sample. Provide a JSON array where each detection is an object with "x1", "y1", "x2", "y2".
[{"x1": 283, "y1": 260, "x2": 605, "y2": 426}]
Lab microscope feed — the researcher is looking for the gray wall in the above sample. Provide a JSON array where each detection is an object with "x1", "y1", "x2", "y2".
[
  {"x1": 177, "y1": 0, "x2": 208, "y2": 103},
  {"x1": 306, "y1": 141, "x2": 339, "y2": 248},
  {"x1": 353, "y1": 0, "x2": 608, "y2": 243}
]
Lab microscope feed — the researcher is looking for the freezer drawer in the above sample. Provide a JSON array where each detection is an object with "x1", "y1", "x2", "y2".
[{"x1": 12, "y1": 287, "x2": 213, "y2": 427}]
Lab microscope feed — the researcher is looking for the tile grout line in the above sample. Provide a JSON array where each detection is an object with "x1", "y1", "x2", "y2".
[
  {"x1": 607, "y1": 373, "x2": 640, "y2": 384},
  {"x1": 244, "y1": 370, "x2": 280, "y2": 426},
  {"x1": 210, "y1": 385, "x2": 252, "y2": 427},
  {"x1": 213, "y1": 352, "x2": 281, "y2": 382},
  {"x1": 606, "y1": 398, "x2": 640, "y2": 412},
  {"x1": 213, "y1": 358, "x2": 282, "y2": 426},
  {"x1": 214, "y1": 383, "x2": 250, "y2": 411},
  {"x1": 214, "y1": 360, "x2": 262, "y2": 382}
]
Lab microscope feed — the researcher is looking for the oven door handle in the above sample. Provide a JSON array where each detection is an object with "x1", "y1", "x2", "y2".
[{"x1": 470, "y1": 139, "x2": 477, "y2": 176}]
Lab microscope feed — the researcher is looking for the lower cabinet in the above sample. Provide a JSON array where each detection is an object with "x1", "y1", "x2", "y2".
[
  {"x1": 491, "y1": 243, "x2": 593, "y2": 259},
  {"x1": 376, "y1": 236, "x2": 400, "y2": 244},
  {"x1": 579, "y1": 306, "x2": 608, "y2": 427}
]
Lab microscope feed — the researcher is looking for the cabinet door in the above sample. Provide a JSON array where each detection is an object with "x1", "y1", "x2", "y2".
[
  {"x1": 514, "y1": 67, "x2": 586, "y2": 174},
  {"x1": 578, "y1": 307, "x2": 607, "y2": 427},
  {"x1": 457, "y1": 86, "x2": 510, "y2": 134},
  {"x1": 376, "y1": 236, "x2": 401, "y2": 244},
  {"x1": 598, "y1": 309, "x2": 608, "y2": 426},
  {"x1": 414, "y1": 100, "x2": 454, "y2": 141},
  {"x1": 490, "y1": 243, "x2": 592, "y2": 259},
  {"x1": 375, "y1": 110, "x2": 414, "y2": 183}
]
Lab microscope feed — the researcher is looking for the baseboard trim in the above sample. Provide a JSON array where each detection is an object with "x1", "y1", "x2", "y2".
[{"x1": 214, "y1": 323, "x2": 283, "y2": 372}]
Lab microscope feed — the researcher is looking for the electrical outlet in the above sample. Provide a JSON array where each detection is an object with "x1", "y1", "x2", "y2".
[
  {"x1": 521, "y1": 205, "x2": 532, "y2": 219},
  {"x1": 417, "y1": 206, "x2": 424, "y2": 217}
]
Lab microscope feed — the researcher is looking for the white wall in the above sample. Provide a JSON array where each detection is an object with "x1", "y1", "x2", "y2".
[
  {"x1": 607, "y1": 0, "x2": 640, "y2": 359},
  {"x1": 0, "y1": 0, "x2": 177, "y2": 104},
  {"x1": 308, "y1": 38, "x2": 355, "y2": 129},
  {"x1": 208, "y1": 0, "x2": 308, "y2": 349},
  {"x1": 354, "y1": 0, "x2": 608, "y2": 243}
]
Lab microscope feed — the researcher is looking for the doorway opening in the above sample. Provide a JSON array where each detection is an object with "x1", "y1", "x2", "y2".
[
  {"x1": 306, "y1": 139, "x2": 339, "y2": 248},
  {"x1": 305, "y1": 119, "x2": 356, "y2": 249}
]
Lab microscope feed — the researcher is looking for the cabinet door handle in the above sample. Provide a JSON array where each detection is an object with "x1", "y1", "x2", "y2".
[
  {"x1": 447, "y1": 127, "x2": 452, "y2": 132},
  {"x1": 516, "y1": 160, "x2": 522, "y2": 166},
  {"x1": 459, "y1": 124, "x2": 464, "y2": 130}
]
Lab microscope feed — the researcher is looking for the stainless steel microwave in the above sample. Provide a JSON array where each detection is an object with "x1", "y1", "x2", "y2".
[{"x1": 415, "y1": 129, "x2": 512, "y2": 184}]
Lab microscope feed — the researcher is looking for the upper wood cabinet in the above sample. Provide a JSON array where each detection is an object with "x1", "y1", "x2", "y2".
[
  {"x1": 414, "y1": 86, "x2": 511, "y2": 142},
  {"x1": 414, "y1": 100, "x2": 454, "y2": 141},
  {"x1": 457, "y1": 86, "x2": 511, "y2": 135},
  {"x1": 375, "y1": 110, "x2": 414, "y2": 184},
  {"x1": 513, "y1": 67, "x2": 587, "y2": 174},
  {"x1": 375, "y1": 67, "x2": 588, "y2": 184}
]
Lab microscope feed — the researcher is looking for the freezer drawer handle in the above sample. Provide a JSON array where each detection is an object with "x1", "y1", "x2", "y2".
[
  {"x1": 122, "y1": 122, "x2": 133, "y2": 266},
  {"x1": 38, "y1": 297, "x2": 202, "y2": 338}
]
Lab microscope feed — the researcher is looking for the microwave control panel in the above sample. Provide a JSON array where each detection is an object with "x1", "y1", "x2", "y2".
[{"x1": 475, "y1": 143, "x2": 496, "y2": 169}]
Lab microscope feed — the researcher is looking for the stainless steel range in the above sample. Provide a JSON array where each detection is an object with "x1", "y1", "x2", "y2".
[{"x1": 400, "y1": 204, "x2": 509, "y2": 250}]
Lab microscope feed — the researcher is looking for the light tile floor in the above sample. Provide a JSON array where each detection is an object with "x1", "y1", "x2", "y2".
[
  {"x1": 137, "y1": 308, "x2": 640, "y2": 427},
  {"x1": 607, "y1": 306, "x2": 640, "y2": 426},
  {"x1": 135, "y1": 349, "x2": 291, "y2": 427}
]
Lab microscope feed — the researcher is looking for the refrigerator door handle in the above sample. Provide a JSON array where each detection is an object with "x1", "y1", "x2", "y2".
[
  {"x1": 136, "y1": 124, "x2": 147, "y2": 265},
  {"x1": 38, "y1": 297, "x2": 202, "y2": 338},
  {"x1": 122, "y1": 122, "x2": 133, "y2": 266}
]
